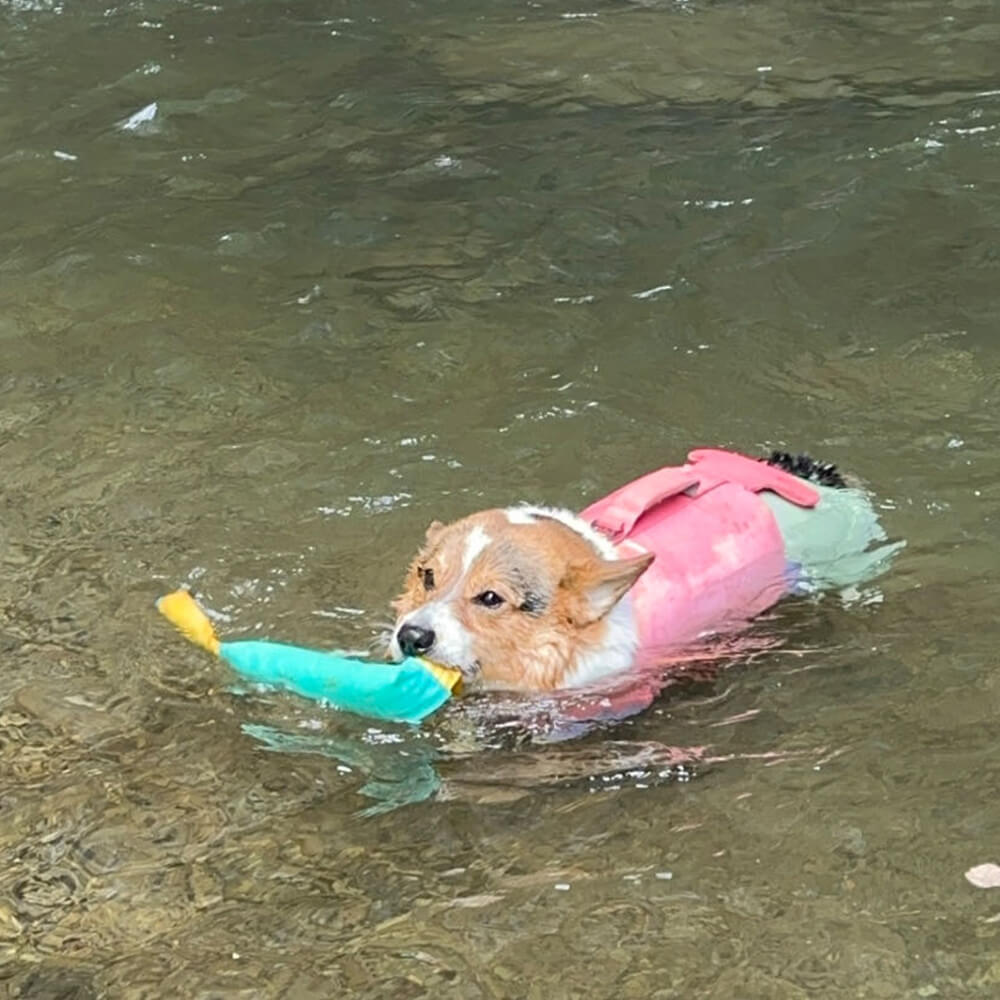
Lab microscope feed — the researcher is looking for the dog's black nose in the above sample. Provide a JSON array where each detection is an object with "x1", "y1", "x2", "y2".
[{"x1": 397, "y1": 623, "x2": 435, "y2": 657}]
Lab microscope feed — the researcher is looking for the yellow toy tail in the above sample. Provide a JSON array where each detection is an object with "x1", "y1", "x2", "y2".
[
  {"x1": 422, "y1": 661, "x2": 463, "y2": 694},
  {"x1": 156, "y1": 589, "x2": 221, "y2": 656}
]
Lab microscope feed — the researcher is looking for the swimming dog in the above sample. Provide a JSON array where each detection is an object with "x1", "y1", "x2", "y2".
[{"x1": 389, "y1": 449, "x2": 899, "y2": 692}]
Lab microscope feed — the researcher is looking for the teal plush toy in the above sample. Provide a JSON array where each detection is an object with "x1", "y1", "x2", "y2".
[{"x1": 156, "y1": 589, "x2": 462, "y2": 724}]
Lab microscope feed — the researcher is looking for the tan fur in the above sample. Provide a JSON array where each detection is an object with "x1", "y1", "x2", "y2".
[{"x1": 391, "y1": 510, "x2": 652, "y2": 691}]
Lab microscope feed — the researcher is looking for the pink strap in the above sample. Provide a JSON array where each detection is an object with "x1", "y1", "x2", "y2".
[
  {"x1": 687, "y1": 449, "x2": 819, "y2": 508},
  {"x1": 583, "y1": 449, "x2": 820, "y2": 541},
  {"x1": 581, "y1": 467, "x2": 699, "y2": 539}
]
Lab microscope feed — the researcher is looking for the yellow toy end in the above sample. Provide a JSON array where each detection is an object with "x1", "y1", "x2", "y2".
[
  {"x1": 421, "y1": 660, "x2": 463, "y2": 695},
  {"x1": 156, "y1": 589, "x2": 221, "y2": 656}
]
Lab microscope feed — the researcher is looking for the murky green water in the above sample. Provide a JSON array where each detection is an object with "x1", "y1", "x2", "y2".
[{"x1": 3, "y1": 0, "x2": 1000, "y2": 995}]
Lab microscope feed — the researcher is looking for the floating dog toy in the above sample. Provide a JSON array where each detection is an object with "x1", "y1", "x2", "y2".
[{"x1": 155, "y1": 589, "x2": 462, "y2": 724}]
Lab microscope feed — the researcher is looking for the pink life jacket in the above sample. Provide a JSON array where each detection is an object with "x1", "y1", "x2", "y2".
[{"x1": 580, "y1": 448, "x2": 820, "y2": 662}]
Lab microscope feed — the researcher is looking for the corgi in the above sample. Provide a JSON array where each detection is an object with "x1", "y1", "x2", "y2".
[{"x1": 389, "y1": 449, "x2": 901, "y2": 693}]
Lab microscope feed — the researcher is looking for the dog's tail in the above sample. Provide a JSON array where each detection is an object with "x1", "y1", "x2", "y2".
[{"x1": 764, "y1": 450, "x2": 847, "y2": 489}]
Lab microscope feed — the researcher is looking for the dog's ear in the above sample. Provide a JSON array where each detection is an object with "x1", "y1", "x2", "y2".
[
  {"x1": 563, "y1": 552, "x2": 653, "y2": 625},
  {"x1": 424, "y1": 520, "x2": 446, "y2": 546}
]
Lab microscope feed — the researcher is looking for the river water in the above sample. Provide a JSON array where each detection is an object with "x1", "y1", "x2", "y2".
[{"x1": 3, "y1": 0, "x2": 1000, "y2": 996}]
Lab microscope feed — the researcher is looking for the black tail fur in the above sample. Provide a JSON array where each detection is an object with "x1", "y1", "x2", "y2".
[{"x1": 764, "y1": 451, "x2": 847, "y2": 489}]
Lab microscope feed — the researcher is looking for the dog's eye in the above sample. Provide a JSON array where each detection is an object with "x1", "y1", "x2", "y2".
[
  {"x1": 419, "y1": 567, "x2": 435, "y2": 591},
  {"x1": 474, "y1": 590, "x2": 504, "y2": 608}
]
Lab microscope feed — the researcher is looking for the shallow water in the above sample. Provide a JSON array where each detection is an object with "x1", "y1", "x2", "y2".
[{"x1": 3, "y1": 0, "x2": 1000, "y2": 995}]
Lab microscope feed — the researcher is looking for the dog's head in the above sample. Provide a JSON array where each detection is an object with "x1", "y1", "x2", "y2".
[{"x1": 389, "y1": 507, "x2": 653, "y2": 691}]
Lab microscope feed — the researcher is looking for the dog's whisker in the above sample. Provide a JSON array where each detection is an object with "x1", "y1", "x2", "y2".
[{"x1": 368, "y1": 627, "x2": 395, "y2": 655}]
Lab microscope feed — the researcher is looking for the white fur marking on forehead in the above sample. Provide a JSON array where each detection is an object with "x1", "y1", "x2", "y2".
[
  {"x1": 505, "y1": 508, "x2": 537, "y2": 525},
  {"x1": 505, "y1": 505, "x2": 618, "y2": 559},
  {"x1": 463, "y1": 524, "x2": 492, "y2": 571}
]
